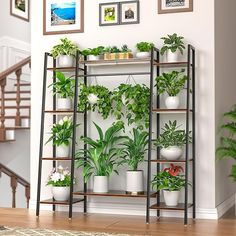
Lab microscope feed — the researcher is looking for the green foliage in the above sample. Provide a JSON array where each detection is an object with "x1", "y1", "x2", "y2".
[
  {"x1": 160, "y1": 33, "x2": 185, "y2": 55},
  {"x1": 110, "y1": 46, "x2": 121, "y2": 53},
  {"x1": 51, "y1": 38, "x2": 79, "y2": 58},
  {"x1": 81, "y1": 46, "x2": 105, "y2": 56},
  {"x1": 155, "y1": 70, "x2": 187, "y2": 96},
  {"x1": 48, "y1": 71, "x2": 75, "y2": 98},
  {"x1": 75, "y1": 122, "x2": 125, "y2": 182},
  {"x1": 216, "y1": 105, "x2": 236, "y2": 181},
  {"x1": 78, "y1": 84, "x2": 112, "y2": 119},
  {"x1": 120, "y1": 128, "x2": 149, "y2": 171},
  {"x1": 111, "y1": 83, "x2": 150, "y2": 129},
  {"x1": 47, "y1": 166, "x2": 71, "y2": 187},
  {"x1": 154, "y1": 120, "x2": 191, "y2": 148},
  {"x1": 121, "y1": 45, "x2": 131, "y2": 53},
  {"x1": 136, "y1": 42, "x2": 154, "y2": 52}
]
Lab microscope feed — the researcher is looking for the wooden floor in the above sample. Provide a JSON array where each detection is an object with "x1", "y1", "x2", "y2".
[{"x1": 0, "y1": 208, "x2": 236, "y2": 235}]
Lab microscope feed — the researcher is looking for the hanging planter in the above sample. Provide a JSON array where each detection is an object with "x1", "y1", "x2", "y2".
[{"x1": 87, "y1": 93, "x2": 99, "y2": 105}]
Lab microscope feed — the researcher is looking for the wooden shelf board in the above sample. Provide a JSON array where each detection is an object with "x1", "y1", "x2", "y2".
[
  {"x1": 150, "y1": 159, "x2": 193, "y2": 163},
  {"x1": 41, "y1": 157, "x2": 72, "y2": 161},
  {"x1": 47, "y1": 67, "x2": 75, "y2": 71},
  {"x1": 150, "y1": 203, "x2": 193, "y2": 211},
  {"x1": 154, "y1": 62, "x2": 189, "y2": 67},
  {"x1": 40, "y1": 198, "x2": 83, "y2": 205},
  {"x1": 5, "y1": 127, "x2": 30, "y2": 130},
  {"x1": 152, "y1": 109, "x2": 192, "y2": 114}
]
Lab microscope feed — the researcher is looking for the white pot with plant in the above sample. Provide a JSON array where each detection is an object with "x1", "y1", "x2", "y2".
[
  {"x1": 154, "y1": 120, "x2": 192, "y2": 160},
  {"x1": 75, "y1": 122, "x2": 125, "y2": 193},
  {"x1": 49, "y1": 71, "x2": 74, "y2": 110},
  {"x1": 155, "y1": 70, "x2": 187, "y2": 109},
  {"x1": 82, "y1": 46, "x2": 104, "y2": 61},
  {"x1": 46, "y1": 116, "x2": 74, "y2": 158},
  {"x1": 47, "y1": 165, "x2": 72, "y2": 201},
  {"x1": 136, "y1": 42, "x2": 154, "y2": 58},
  {"x1": 152, "y1": 164, "x2": 188, "y2": 206},
  {"x1": 121, "y1": 128, "x2": 149, "y2": 194},
  {"x1": 160, "y1": 33, "x2": 185, "y2": 62},
  {"x1": 51, "y1": 38, "x2": 79, "y2": 67}
]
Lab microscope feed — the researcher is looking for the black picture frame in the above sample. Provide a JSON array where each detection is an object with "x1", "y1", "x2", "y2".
[
  {"x1": 99, "y1": 2, "x2": 120, "y2": 26},
  {"x1": 120, "y1": 1, "x2": 140, "y2": 25}
]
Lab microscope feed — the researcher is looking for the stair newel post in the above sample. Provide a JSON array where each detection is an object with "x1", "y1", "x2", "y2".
[
  {"x1": 11, "y1": 176, "x2": 17, "y2": 208},
  {"x1": 15, "y1": 69, "x2": 22, "y2": 126},
  {"x1": 25, "y1": 185, "x2": 30, "y2": 209},
  {"x1": 0, "y1": 78, "x2": 6, "y2": 141}
]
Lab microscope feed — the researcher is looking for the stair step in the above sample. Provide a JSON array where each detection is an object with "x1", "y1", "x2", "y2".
[
  {"x1": 4, "y1": 115, "x2": 30, "y2": 119},
  {"x1": 14, "y1": 83, "x2": 31, "y2": 86},
  {"x1": 4, "y1": 91, "x2": 30, "y2": 94},
  {"x1": 0, "y1": 139, "x2": 16, "y2": 143},
  {"x1": 5, "y1": 126, "x2": 30, "y2": 130},
  {"x1": 0, "y1": 97, "x2": 30, "y2": 101},
  {"x1": 2, "y1": 106, "x2": 30, "y2": 109}
]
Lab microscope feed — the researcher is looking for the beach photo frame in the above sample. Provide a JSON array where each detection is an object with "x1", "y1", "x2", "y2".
[
  {"x1": 10, "y1": 0, "x2": 30, "y2": 22},
  {"x1": 120, "y1": 1, "x2": 140, "y2": 25},
  {"x1": 99, "y1": 2, "x2": 120, "y2": 26},
  {"x1": 43, "y1": 0, "x2": 84, "y2": 35},
  {"x1": 158, "y1": 0, "x2": 193, "y2": 14}
]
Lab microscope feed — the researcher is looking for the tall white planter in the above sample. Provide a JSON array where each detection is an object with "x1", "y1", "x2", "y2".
[
  {"x1": 126, "y1": 170, "x2": 144, "y2": 194},
  {"x1": 56, "y1": 144, "x2": 70, "y2": 158},
  {"x1": 57, "y1": 55, "x2": 74, "y2": 67},
  {"x1": 57, "y1": 98, "x2": 72, "y2": 110},
  {"x1": 160, "y1": 146, "x2": 183, "y2": 160},
  {"x1": 93, "y1": 176, "x2": 108, "y2": 193},
  {"x1": 6, "y1": 130, "x2": 15, "y2": 140},
  {"x1": 163, "y1": 190, "x2": 180, "y2": 206},
  {"x1": 166, "y1": 51, "x2": 179, "y2": 62},
  {"x1": 136, "y1": 52, "x2": 150, "y2": 59},
  {"x1": 52, "y1": 186, "x2": 70, "y2": 201},
  {"x1": 165, "y1": 96, "x2": 180, "y2": 109}
]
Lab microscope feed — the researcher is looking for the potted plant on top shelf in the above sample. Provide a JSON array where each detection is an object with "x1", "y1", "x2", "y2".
[
  {"x1": 135, "y1": 41, "x2": 154, "y2": 59},
  {"x1": 120, "y1": 128, "x2": 149, "y2": 194},
  {"x1": 119, "y1": 45, "x2": 133, "y2": 60},
  {"x1": 51, "y1": 38, "x2": 79, "y2": 67},
  {"x1": 81, "y1": 46, "x2": 105, "y2": 61},
  {"x1": 160, "y1": 33, "x2": 185, "y2": 62},
  {"x1": 154, "y1": 120, "x2": 191, "y2": 160},
  {"x1": 103, "y1": 46, "x2": 121, "y2": 60},
  {"x1": 155, "y1": 70, "x2": 187, "y2": 109},
  {"x1": 75, "y1": 122, "x2": 125, "y2": 193}
]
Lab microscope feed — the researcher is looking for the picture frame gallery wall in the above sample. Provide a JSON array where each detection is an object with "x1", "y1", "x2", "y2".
[{"x1": 10, "y1": 0, "x2": 30, "y2": 22}]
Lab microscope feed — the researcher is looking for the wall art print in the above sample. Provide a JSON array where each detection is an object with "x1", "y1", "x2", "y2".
[
  {"x1": 158, "y1": 0, "x2": 193, "y2": 14},
  {"x1": 10, "y1": 0, "x2": 30, "y2": 21}
]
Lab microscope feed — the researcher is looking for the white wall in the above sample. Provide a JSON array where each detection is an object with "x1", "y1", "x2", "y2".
[
  {"x1": 31, "y1": 0, "x2": 216, "y2": 217},
  {"x1": 215, "y1": 0, "x2": 236, "y2": 209},
  {"x1": 0, "y1": 0, "x2": 30, "y2": 43}
]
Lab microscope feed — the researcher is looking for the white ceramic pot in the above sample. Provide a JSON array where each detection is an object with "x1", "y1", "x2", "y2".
[
  {"x1": 166, "y1": 51, "x2": 179, "y2": 62},
  {"x1": 160, "y1": 146, "x2": 183, "y2": 160},
  {"x1": 88, "y1": 93, "x2": 99, "y2": 105},
  {"x1": 52, "y1": 186, "x2": 70, "y2": 201},
  {"x1": 136, "y1": 52, "x2": 150, "y2": 59},
  {"x1": 56, "y1": 144, "x2": 70, "y2": 158},
  {"x1": 165, "y1": 96, "x2": 180, "y2": 109},
  {"x1": 126, "y1": 170, "x2": 144, "y2": 194},
  {"x1": 93, "y1": 176, "x2": 108, "y2": 193},
  {"x1": 87, "y1": 55, "x2": 100, "y2": 61},
  {"x1": 163, "y1": 190, "x2": 180, "y2": 206},
  {"x1": 57, "y1": 55, "x2": 74, "y2": 67},
  {"x1": 6, "y1": 130, "x2": 15, "y2": 140},
  {"x1": 21, "y1": 118, "x2": 30, "y2": 127},
  {"x1": 57, "y1": 98, "x2": 72, "y2": 110}
]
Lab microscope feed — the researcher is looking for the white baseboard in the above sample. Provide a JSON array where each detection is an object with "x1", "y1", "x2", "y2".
[{"x1": 216, "y1": 194, "x2": 235, "y2": 218}]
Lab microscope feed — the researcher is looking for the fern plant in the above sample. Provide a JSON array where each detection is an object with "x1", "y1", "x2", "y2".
[{"x1": 216, "y1": 105, "x2": 236, "y2": 181}]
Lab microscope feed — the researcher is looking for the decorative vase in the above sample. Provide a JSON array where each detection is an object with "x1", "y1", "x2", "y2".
[
  {"x1": 160, "y1": 146, "x2": 183, "y2": 160},
  {"x1": 52, "y1": 186, "x2": 70, "y2": 201},
  {"x1": 21, "y1": 118, "x2": 30, "y2": 127},
  {"x1": 88, "y1": 93, "x2": 99, "y2": 105},
  {"x1": 93, "y1": 176, "x2": 108, "y2": 193},
  {"x1": 165, "y1": 96, "x2": 180, "y2": 109},
  {"x1": 163, "y1": 190, "x2": 180, "y2": 206},
  {"x1": 56, "y1": 144, "x2": 70, "y2": 158},
  {"x1": 87, "y1": 55, "x2": 100, "y2": 61},
  {"x1": 57, "y1": 98, "x2": 72, "y2": 110},
  {"x1": 126, "y1": 170, "x2": 144, "y2": 194},
  {"x1": 6, "y1": 130, "x2": 15, "y2": 140},
  {"x1": 166, "y1": 51, "x2": 179, "y2": 62},
  {"x1": 136, "y1": 52, "x2": 150, "y2": 59},
  {"x1": 57, "y1": 55, "x2": 74, "y2": 67}
]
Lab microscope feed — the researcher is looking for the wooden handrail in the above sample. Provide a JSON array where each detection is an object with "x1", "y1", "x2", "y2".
[{"x1": 0, "y1": 56, "x2": 31, "y2": 81}]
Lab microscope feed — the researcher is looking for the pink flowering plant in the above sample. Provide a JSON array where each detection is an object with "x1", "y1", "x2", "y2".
[{"x1": 47, "y1": 166, "x2": 71, "y2": 187}]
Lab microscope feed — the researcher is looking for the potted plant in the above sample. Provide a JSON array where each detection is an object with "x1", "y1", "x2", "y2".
[
  {"x1": 45, "y1": 116, "x2": 74, "y2": 158},
  {"x1": 47, "y1": 165, "x2": 72, "y2": 201},
  {"x1": 152, "y1": 164, "x2": 187, "y2": 206},
  {"x1": 155, "y1": 70, "x2": 187, "y2": 109},
  {"x1": 75, "y1": 122, "x2": 125, "y2": 193},
  {"x1": 160, "y1": 33, "x2": 185, "y2": 62},
  {"x1": 135, "y1": 42, "x2": 154, "y2": 58},
  {"x1": 216, "y1": 105, "x2": 236, "y2": 181},
  {"x1": 82, "y1": 46, "x2": 104, "y2": 61},
  {"x1": 51, "y1": 38, "x2": 79, "y2": 67},
  {"x1": 119, "y1": 45, "x2": 133, "y2": 60},
  {"x1": 154, "y1": 120, "x2": 191, "y2": 160},
  {"x1": 48, "y1": 71, "x2": 75, "y2": 110},
  {"x1": 121, "y1": 128, "x2": 149, "y2": 194},
  {"x1": 103, "y1": 46, "x2": 121, "y2": 60}
]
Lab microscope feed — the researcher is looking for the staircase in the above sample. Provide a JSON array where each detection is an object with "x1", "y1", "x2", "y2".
[{"x1": 0, "y1": 57, "x2": 31, "y2": 208}]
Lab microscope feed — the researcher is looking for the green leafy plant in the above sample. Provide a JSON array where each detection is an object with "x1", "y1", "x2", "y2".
[
  {"x1": 111, "y1": 83, "x2": 150, "y2": 129},
  {"x1": 121, "y1": 45, "x2": 131, "y2": 53},
  {"x1": 48, "y1": 71, "x2": 75, "y2": 98},
  {"x1": 51, "y1": 38, "x2": 79, "y2": 58},
  {"x1": 155, "y1": 70, "x2": 187, "y2": 96},
  {"x1": 81, "y1": 46, "x2": 105, "y2": 56},
  {"x1": 75, "y1": 122, "x2": 125, "y2": 182},
  {"x1": 110, "y1": 46, "x2": 121, "y2": 53},
  {"x1": 160, "y1": 33, "x2": 185, "y2": 55},
  {"x1": 45, "y1": 116, "x2": 74, "y2": 146},
  {"x1": 216, "y1": 105, "x2": 236, "y2": 181},
  {"x1": 136, "y1": 42, "x2": 154, "y2": 52},
  {"x1": 154, "y1": 120, "x2": 191, "y2": 148},
  {"x1": 120, "y1": 128, "x2": 149, "y2": 171},
  {"x1": 152, "y1": 164, "x2": 187, "y2": 191},
  {"x1": 78, "y1": 84, "x2": 112, "y2": 119}
]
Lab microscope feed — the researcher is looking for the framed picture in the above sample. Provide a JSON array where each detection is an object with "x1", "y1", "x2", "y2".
[
  {"x1": 120, "y1": 1, "x2": 140, "y2": 25},
  {"x1": 158, "y1": 0, "x2": 193, "y2": 14},
  {"x1": 43, "y1": 0, "x2": 84, "y2": 35},
  {"x1": 10, "y1": 0, "x2": 30, "y2": 22},
  {"x1": 99, "y1": 2, "x2": 120, "y2": 26}
]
